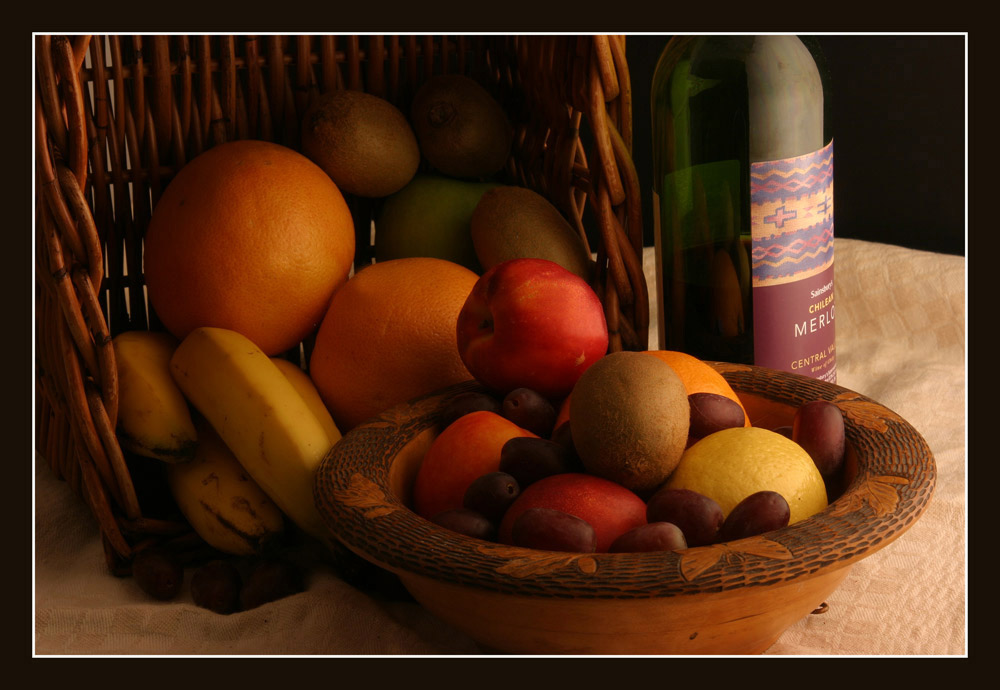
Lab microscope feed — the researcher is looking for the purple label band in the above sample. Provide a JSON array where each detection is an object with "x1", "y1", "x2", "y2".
[{"x1": 751, "y1": 141, "x2": 834, "y2": 289}]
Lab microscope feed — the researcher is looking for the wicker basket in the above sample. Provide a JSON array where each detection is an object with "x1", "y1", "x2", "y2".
[{"x1": 34, "y1": 34, "x2": 649, "y2": 577}]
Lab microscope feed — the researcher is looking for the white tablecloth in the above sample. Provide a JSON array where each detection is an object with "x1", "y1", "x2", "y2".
[{"x1": 34, "y1": 238, "x2": 967, "y2": 656}]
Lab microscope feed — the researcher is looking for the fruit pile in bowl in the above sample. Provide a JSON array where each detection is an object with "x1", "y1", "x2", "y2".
[{"x1": 314, "y1": 258, "x2": 937, "y2": 656}]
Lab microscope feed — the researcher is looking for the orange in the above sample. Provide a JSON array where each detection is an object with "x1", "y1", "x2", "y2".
[
  {"x1": 644, "y1": 350, "x2": 750, "y2": 426},
  {"x1": 308, "y1": 257, "x2": 479, "y2": 431},
  {"x1": 144, "y1": 140, "x2": 355, "y2": 356}
]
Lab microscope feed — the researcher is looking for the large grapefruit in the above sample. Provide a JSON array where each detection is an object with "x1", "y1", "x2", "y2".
[
  {"x1": 144, "y1": 140, "x2": 355, "y2": 355},
  {"x1": 308, "y1": 257, "x2": 479, "y2": 431}
]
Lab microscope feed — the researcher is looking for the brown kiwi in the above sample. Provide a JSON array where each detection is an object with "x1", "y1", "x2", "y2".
[
  {"x1": 470, "y1": 186, "x2": 595, "y2": 282},
  {"x1": 410, "y1": 75, "x2": 513, "y2": 179},
  {"x1": 570, "y1": 352, "x2": 690, "y2": 496},
  {"x1": 301, "y1": 89, "x2": 420, "y2": 198}
]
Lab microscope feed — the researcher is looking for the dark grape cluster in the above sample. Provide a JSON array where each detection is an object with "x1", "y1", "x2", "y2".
[
  {"x1": 511, "y1": 507, "x2": 597, "y2": 552},
  {"x1": 609, "y1": 522, "x2": 687, "y2": 553},
  {"x1": 792, "y1": 400, "x2": 846, "y2": 480},
  {"x1": 688, "y1": 392, "x2": 746, "y2": 439},
  {"x1": 130, "y1": 543, "x2": 309, "y2": 614},
  {"x1": 646, "y1": 488, "x2": 724, "y2": 547},
  {"x1": 464, "y1": 471, "x2": 521, "y2": 522},
  {"x1": 190, "y1": 559, "x2": 242, "y2": 613},
  {"x1": 426, "y1": 387, "x2": 846, "y2": 555},
  {"x1": 132, "y1": 548, "x2": 184, "y2": 601},
  {"x1": 430, "y1": 387, "x2": 587, "y2": 545},
  {"x1": 499, "y1": 437, "x2": 577, "y2": 487},
  {"x1": 718, "y1": 491, "x2": 790, "y2": 542},
  {"x1": 501, "y1": 388, "x2": 557, "y2": 437}
]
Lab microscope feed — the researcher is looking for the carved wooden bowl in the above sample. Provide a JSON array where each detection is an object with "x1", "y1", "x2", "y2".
[{"x1": 314, "y1": 363, "x2": 936, "y2": 655}]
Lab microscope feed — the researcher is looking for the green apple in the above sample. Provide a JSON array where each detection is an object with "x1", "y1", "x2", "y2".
[{"x1": 374, "y1": 174, "x2": 499, "y2": 272}]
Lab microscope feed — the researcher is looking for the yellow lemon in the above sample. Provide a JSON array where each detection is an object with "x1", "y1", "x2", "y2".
[{"x1": 664, "y1": 426, "x2": 827, "y2": 525}]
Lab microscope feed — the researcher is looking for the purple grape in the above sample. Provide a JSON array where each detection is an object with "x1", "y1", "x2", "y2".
[
  {"x1": 463, "y1": 472, "x2": 521, "y2": 523},
  {"x1": 511, "y1": 507, "x2": 597, "y2": 553},
  {"x1": 132, "y1": 548, "x2": 184, "y2": 601},
  {"x1": 609, "y1": 522, "x2": 688, "y2": 553},
  {"x1": 239, "y1": 558, "x2": 303, "y2": 610},
  {"x1": 645, "y1": 488, "x2": 724, "y2": 546},
  {"x1": 688, "y1": 392, "x2": 746, "y2": 438},
  {"x1": 191, "y1": 559, "x2": 242, "y2": 614},
  {"x1": 792, "y1": 400, "x2": 846, "y2": 479},
  {"x1": 499, "y1": 436, "x2": 576, "y2": 488},
  {"x1": 501, "y1": 388, "x2": 557, "y2": 437},
  {"x1": 718, "y1": 491, "x2": 790, "y2": 542},
  {"x1": 431, "y1": 508, "x2": 496, "y2": 541}
]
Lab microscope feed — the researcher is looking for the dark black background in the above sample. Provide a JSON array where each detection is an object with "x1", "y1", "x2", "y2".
[{"x1": 627, "y1": 34, "x2": 966, "y2": 255}]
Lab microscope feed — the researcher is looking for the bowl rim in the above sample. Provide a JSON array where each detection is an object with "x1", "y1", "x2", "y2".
[{"x1": 315, "y1": 362, "x2": 937, "y2": 599}]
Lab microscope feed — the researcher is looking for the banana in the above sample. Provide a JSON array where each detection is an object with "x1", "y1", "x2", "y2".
[
  {"x1": 167, "y1": 421, "x2": 285, "y2": 555},
  {"x1": 169, "y1": 327, "x2": 339, "y2": 543},
  {"x1": 270, "y1": 357, "x2": 342, "y2": 446},
  {"x1": 113, "y1": 330, "x2": 198, "y2": 463}
]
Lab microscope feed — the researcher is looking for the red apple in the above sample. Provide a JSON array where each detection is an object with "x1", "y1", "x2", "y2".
[
  {"x1": 497, "y1": 473, "x2": 647, "y2": 553},
  {"x1": 413, "y1": 410, "x2": 536, "y2": 520},
  {"x1": 456, "y1": 258, "x2": 609, "y2": 399}
]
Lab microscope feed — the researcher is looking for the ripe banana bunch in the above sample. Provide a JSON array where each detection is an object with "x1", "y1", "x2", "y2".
[
  {"x1": 169, "y1": 327, "x2": 341, "y2": 544},
  {"x1": 270, "y1": 357, "x2": 342, "y2": 446},
  {"x1": 113, "y1": 330, "x2": 198, "y2": 463},
  {"x1": 167, "y1": 421, "x2": 285, "y2": 555}
]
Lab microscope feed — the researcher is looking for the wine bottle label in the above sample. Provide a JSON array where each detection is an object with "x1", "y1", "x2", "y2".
[{"x1": 750, "y1": 140, "x2": 836, "y2": 382}]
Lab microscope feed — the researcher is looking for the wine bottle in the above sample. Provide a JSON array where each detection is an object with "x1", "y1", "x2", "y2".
[{"x1": 651, "y1": 35, "x2": 836, "y2": 382}]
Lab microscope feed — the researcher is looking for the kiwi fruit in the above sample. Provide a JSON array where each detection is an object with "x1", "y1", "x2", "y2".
[
  {"x1": 570, "y1": 352, "x2": 690, "y2": 496},
  {"x1": 301, "y1": 89, "x2": 419, "y2": 198},
  {"x1": 410, "y1": 75, "x2": 513, "y2": 179},
  {"x1": 470, "y1": 185, "x2": 595, "y2": 282}
]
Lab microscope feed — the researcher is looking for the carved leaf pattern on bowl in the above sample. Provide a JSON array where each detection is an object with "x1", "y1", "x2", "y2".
[
  {"x1": 833, "y1": 392, "x2": 907, "y2": 433},
  {"x1": 678, "y1": 538, "x2": 795, "y2": 582},
  {"x1": 333, "y1": 473, "x2": 397, "y2": 519},
  {"x1": 476, "y1": 544, "x2": 599, "y2": 578},
  {"x1": 829, "y1": 474, "x2": 911, "y2": 518}
]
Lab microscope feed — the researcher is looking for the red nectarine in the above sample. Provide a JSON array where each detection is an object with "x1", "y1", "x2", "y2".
[
  {"x1": 456, "y1": 258, "x2": 608, "y2": 399},
  {"x1": 497, "y1": 473, "x2": 647, "y2": 552}
]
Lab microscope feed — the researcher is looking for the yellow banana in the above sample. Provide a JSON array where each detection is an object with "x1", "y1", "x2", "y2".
[
  {"x1": 169, "y1": 327, "x2": 338, "y2": 543},
  {"x1": 270, "y1": 357, "x2": 342, "y2": 445},
  {"x1": 167, "y1": 421, "x2": 285, "y2": 555},
  {"x1": 113, "y1": 330, "x2": 198, "y2": 463}
]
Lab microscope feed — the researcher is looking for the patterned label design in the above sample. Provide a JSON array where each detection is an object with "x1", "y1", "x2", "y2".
[
  {"x1": 751, "y1": 141, "x2": 836, "y2": 382},
  {"x1": 751, "y1": 141, "x2": 834, "y2": 287}
]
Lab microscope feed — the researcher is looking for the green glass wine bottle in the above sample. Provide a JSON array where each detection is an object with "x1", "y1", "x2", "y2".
[{"x1": 651, "y1": 35, "x2": 836, "y2": 382}]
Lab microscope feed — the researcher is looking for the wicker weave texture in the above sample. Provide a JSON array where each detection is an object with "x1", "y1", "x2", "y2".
[{"x1": 34, "y1": 34, "x2": 648, "y2": 574}]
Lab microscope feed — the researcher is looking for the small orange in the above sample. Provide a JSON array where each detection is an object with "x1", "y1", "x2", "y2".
[
  {"x1": 644, "y1": 350, "x2": 749, "y2": 426},
  {"x1": 308, "y1": 257, "x2": 479, "y2": 431},
  {"x1": 144, "y1": 140, "x2": 355, "y2": 356}
]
